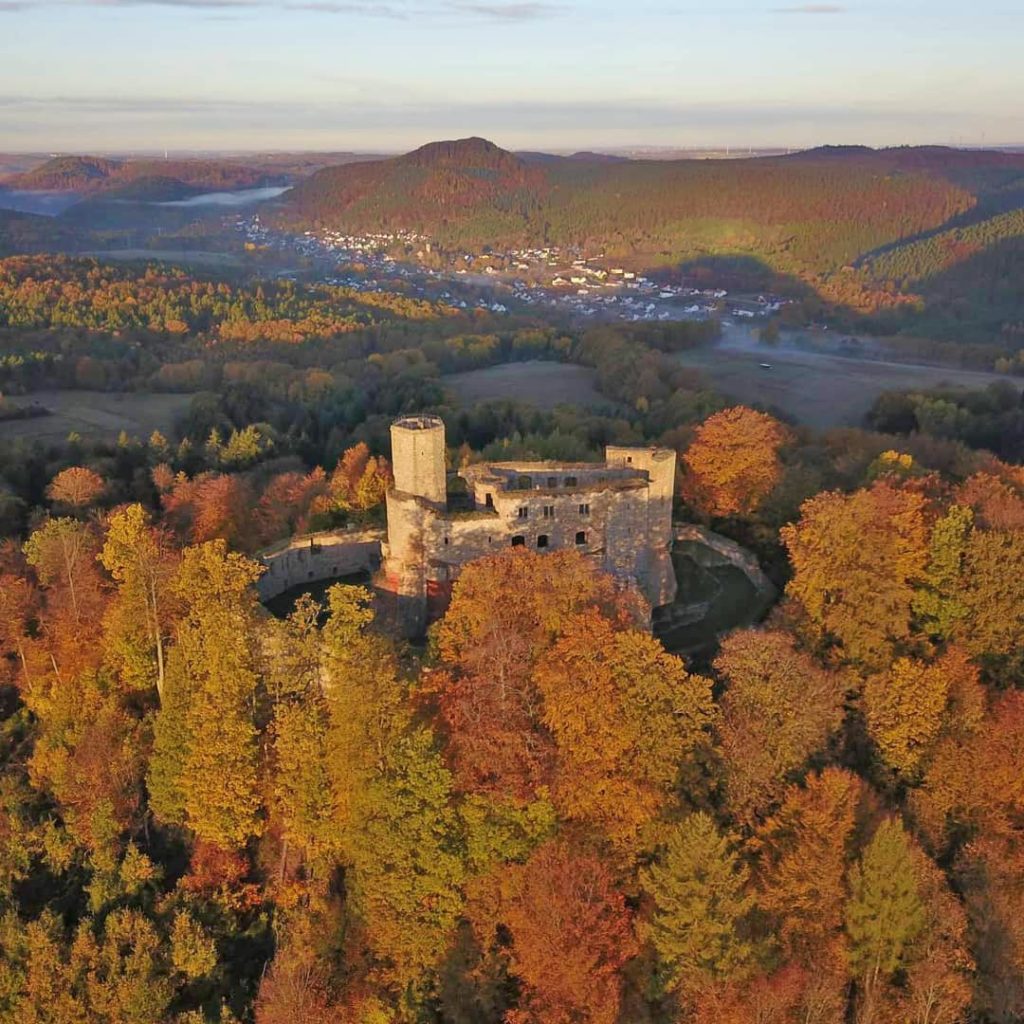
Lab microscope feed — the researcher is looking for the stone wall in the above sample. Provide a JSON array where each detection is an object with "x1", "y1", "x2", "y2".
[
  {"x1": 672, "y1": 523, "x2": 777, "y2": 600},
  {"x1": 256, "y1": 527, "x2": 385, "y2": 602}
]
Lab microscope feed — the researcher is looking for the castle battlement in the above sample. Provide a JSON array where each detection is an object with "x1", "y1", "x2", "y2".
[{"x1": 381, "y1": 416, "x2": 677, "y2": 635}]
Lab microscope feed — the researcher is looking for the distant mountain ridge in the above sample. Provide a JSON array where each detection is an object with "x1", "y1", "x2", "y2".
[
  {"x1": 280, "y1": 136, "x2": 988, "y2": 264},
  {"x1": 278, "y1": 137, "x2": 1024, "y2": 341},
  {"x1": 3, "y1": 155, "x2": 285, "y2": 196}
]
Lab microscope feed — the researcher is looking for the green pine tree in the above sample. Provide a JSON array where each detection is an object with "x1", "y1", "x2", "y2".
[
  {"x1": 845, "y1": 818, "x2": 927, "y2": 1019},
  {"x1": 640, "y1": 812, "x2": 755, "y2": 995}
]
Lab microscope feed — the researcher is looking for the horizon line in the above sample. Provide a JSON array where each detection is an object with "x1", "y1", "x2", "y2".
[{"x1": 5, "y1": 140, "x2": 1024, "y2": 158}]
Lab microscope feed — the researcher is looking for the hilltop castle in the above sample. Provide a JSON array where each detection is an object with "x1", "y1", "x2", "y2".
[{"x1": 381, "y1": 414, "x2": 678, "y2": 634}]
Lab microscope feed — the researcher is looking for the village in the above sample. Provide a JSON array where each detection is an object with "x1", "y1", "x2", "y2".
[{"x1": 237, "y1": 214, "x2": 791, "y2": 325}]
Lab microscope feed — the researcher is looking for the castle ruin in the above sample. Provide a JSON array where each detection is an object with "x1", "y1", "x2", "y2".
[{"x1": 381, "y1": 414, "x2": 678, "y2": 635}]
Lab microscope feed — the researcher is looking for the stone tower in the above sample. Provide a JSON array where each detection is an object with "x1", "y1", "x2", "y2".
[
  {"x1": 383, "y1": 415, "x2": 448, "y2": 636},
  {"x1": 391, "y1": 414, "x2": 446, "y2": 507},
  {"x1": 605, "y1": 445, "x2": 677, "y2": 606}
]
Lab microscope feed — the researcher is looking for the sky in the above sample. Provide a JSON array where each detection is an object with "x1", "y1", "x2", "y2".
[{"x1": 0, "y1": 0, "x2": 1022, "y2": 153}]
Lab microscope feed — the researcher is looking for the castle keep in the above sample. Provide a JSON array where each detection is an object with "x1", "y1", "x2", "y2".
[{"x1": 382, "y1": 414, "x2": 677, "y2": 634}]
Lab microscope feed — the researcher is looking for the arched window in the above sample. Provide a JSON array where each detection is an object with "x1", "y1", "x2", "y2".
[
  {"x1": 511, "y1": 535, "x2": 526, "y2": 547},
  {"x1": 575, "y1": 531, "x2": 587, "y2": 546},
  {"x1": 537, "y1": 534, "x2": 550, "y2": 549}
]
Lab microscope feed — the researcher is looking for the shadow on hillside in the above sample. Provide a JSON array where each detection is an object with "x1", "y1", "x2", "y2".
[
  {"x1": 661, "y1": 246, "x2": 1024, "y2": 352},
  {"x1": 857, "y1": 175, "x2": 1024, "y2": 265},
  {"x1": 871, "y1": 235, "x2": 1024, "y2": 345},
  {"x1": 661, "y1": 254, "x2": 824, "y2": 303}
]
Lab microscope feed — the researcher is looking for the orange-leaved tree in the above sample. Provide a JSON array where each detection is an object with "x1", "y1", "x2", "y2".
[
  {"x1": 46, "y1": 465, "x2": 106, "y2": 510},
  {"x1": 714, "y1": 628, "x2": 845, "y2": 824},
  {"x1": 430, "y1": 548, "x2": 641, "y2": 800},
  {"x1": 753, "y1": 768, "x2": 863, "y2": 966},
  {"x1": 534, "y1": 607, "x2": 713, "y2": 852},
  {"x1": 682, "y1": 406, "x2": 792, "y2": 519},
  {"x1": 468, "y1": 840, "x2": 637, "y2": 1024}
]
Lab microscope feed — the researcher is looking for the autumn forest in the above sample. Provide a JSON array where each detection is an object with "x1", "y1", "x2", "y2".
[
  {"x1": 4, "y1": 337, "x2": 1024, "y2": 1024},
  {"x1": 2, "y1": 148, "x2": 1024, "y2": 1024}
]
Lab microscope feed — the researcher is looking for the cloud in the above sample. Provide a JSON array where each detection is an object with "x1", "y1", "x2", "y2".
[
  {"x1": 5, "y1": 90, "x2": 1016, "y2": 152},
  {"x1": 0, "y1": 92, "x2": 964, "y2": 131},
  {"x1": 290, "y1": 1, "x2": 406, "y2": 13},
  {"x1": 444, "y1": 1, "x2": 560, "y2": 19},
  {"x1": 773, "y1": 4, "x2": 846, "y2": 11},
  {"x1": 0, "y1": 0, "x2": 559, "y2": 14}
]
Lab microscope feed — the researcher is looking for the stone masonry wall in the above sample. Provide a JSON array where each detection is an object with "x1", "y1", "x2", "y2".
[{"x1": 256, "y1": 527, "x2": 385, "y2": 602}]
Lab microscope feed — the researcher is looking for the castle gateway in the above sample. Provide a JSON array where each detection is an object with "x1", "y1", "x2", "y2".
[{"x1": 382, "y1": 414, "x2": 678, "y2": 635}]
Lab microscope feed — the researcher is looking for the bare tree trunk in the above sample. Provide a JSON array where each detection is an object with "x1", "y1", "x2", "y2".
[
  {"x1": 150, "y1": 578, "x2": 165, "y2": 702},
  {"x1": 279, "y1": 838, "x2": 290, "y2": 884},
  {"x1": 64, "y1": 549, "x2": 79, "y2": 623},
  {"x1": 16, "y1": 641, "x2": 31, "y2": 689}
]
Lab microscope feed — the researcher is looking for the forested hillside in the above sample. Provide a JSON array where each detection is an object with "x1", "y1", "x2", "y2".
[
  {"x1": 3, "y1": 243, "x2": 1024, "y2": 1021},
  {"x1": 280, "y1": 139, "x2": 1024, "y2": 342},
  {"x1": 2, "y1": 156, "x2": 284, "y2": 197},
  {"x1": 855, "y1": 209, "x2": 1024, "y2": 344},
  {"x1": 0, "y1": 210, "x2": 79, "y2": 257},
  {"x1": 281, "y1": 139, "x2": 973, "y2": 271},
  {"x1": 0, "y1": 255, "x2": 454, "y2": 340}
]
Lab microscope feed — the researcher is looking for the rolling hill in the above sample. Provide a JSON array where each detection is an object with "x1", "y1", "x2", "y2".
[
  {"x1": 0, "y1": 209, "x2": 78, "y2": 256},
  {"x1": 2, "y1": 155, "x2": 285, "y2": 197},
  {"x1": 279, "y1": 138, "x2": 988, "y2": 266},
  {"x1": 277, "y1": 138, "x2": 1024, "y2": 342}
]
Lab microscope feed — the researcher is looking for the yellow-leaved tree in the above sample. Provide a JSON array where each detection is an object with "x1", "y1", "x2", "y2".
[
  {"x1": 781, "y1": 481, "x2": 929, "y2": 666},
  {"x1": 322, "y1": 585, "x2": 465, "y2": 999},
  {"x1": 148, "y1": 540, "x2": 264, "y2": 849},
  {"x1": 99, "y1": 504, "x2": 180, "y2": 700},
  {"x1": 864, "y1": 646, "x2": 985, "y2": 779}
]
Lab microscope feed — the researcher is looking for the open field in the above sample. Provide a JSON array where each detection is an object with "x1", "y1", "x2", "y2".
[
  {"x1": 444, "y1": 360, "x2": 614, "y2": 411},
  {"x1": 675, "y1": 342, "x2": 1021, "y2": 429},
  {"x1": 85, "y1": 249, "x2": 245, "y2": 269},
  {"x1": 0, "y1": 390, "x2": 193, "y2": 442}
]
